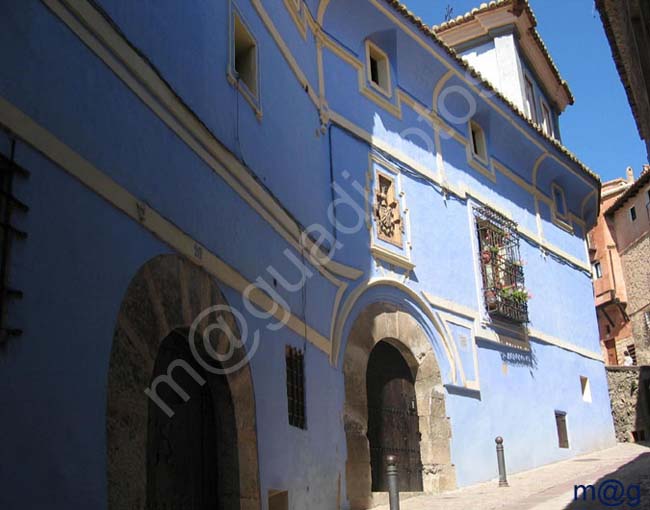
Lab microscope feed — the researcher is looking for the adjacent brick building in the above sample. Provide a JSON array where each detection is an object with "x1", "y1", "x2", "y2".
[
  {"x1": 589, "y1": 170, "x2": 634, "y2": 365},
  {"x1": 606, "y1": 168, "x2": 650, "y2": 365}
]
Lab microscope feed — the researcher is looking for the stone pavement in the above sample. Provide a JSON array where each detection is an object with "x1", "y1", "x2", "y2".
[{"x1": 374, "y1": 443, "x2": 650, "y2": 510}]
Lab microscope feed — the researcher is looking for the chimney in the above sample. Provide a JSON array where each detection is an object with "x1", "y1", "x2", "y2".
[{"x1": 626, "y1": 166, "x2": 634, "y2": 183}]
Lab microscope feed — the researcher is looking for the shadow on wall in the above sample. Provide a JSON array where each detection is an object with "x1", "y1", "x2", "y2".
[
  {"x1": 563, "y1": 448, "x2": 650, "y2": 510},
  {"x1": 606, "y1": 366, "x2": 650, "y2": 443}
]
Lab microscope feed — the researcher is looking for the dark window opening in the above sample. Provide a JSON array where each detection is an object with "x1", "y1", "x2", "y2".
[
  {"x1": 593, "y1": 261, "x2": 602, "y2": 279},
  {"x1": 234, "y1": 14, "x2": 258, "y2": 96},
  {"x1": 553, "y1": 186, "x2": 566, "y2": 218},
  {"x1": 630, "y1": 206, "x2": 637, "y2": 222},
  {"x1": 470, "y1": 122, "x2": 487, "y2": 160},
  {"x1": 555, "y1": 411, "x2": 569, "y2": 448},
  {"x1": 476, "y1": 206, "x2": 528, "y2": 324},
  {"x1": 286, "y1": 346, "x2": 306, "y2": 429},
  {"x1": 370, "y1": 56, "x2": 380, "y2": 85}
]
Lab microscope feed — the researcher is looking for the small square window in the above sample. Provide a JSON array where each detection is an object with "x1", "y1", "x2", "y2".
[
  {"x1": 580, "y1": 376, "x2": 592, "y2": 403},
  {"x1": 366, "y1": 41, "x2": 391, "y2": 96},
  {"x1": 555, "y1": 411, "x2": 569, "y2": 448},
  {"x1": 469, "y1": 121, "x2": 487, "y2": 162},
  {"x1": 630, "y1": 206, "x2": 637, "y2": 222},
  {"x1": 286, "y1": 346, "x2": 306, "y2": 429},
  {"x1": 233, "y1": 13, "x2": 258, "y2": 97},
  {"x1": 592, "y1": 261, "x2": 602, "y2": 279}
]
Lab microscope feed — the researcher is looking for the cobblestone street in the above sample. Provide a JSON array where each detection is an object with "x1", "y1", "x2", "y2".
[{"x1": 375, "y1": 443, "x2": 650, "y2": 510}]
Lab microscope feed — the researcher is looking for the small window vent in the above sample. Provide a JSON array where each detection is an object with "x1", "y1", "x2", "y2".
[{"x1": 286, "y1": 346, "x2": 306, "y2": 429}]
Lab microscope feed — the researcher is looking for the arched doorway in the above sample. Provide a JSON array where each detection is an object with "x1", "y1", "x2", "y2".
[
  {"x1": 367, "y1": 341, "x2": 423, "y2": 492},
  {"x1": 106, "y1": 254, "x2": 261, "y2": 510},
  {"x1": 146, "y1": 329, "x2": 239, "y2": 509},
  {"x1": 343, "y1": 302, "x2": 455, "y2": 509}
]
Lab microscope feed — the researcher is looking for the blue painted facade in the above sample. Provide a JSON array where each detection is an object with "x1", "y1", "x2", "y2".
[{"x1": 0, "y1": 1, "x2": 615, "y2": 509}]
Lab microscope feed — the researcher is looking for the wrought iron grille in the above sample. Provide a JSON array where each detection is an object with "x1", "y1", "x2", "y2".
[
  {"x1": 285, "y1": 346, "x2": 306, "y2": 429},
  {"x1": 475, "y1": 206, "x2": 528, "y2": 324},
  {"x1": 0, "y1": 149, "x2": 28, "y2": 343}
]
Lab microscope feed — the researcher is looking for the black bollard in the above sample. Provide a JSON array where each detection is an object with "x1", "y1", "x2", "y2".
[
  {"x1": 386, "y1": 455, "x2": 400, "y2": 510},
  {"x1": 495, "y1": 436, "x2": 509, "y2": 487}
]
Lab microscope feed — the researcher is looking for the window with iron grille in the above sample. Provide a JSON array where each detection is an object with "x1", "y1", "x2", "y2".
[
  {"x1": 627, "y1": 344, "x2": 638, "y2": 365},
  {"x1": 286, "y1": 346, "x2": 306, "y2": 429},
  {"x1": 0, "y1": 150, "x2": 28, "y2": 343},
  {"x1": 475, "y1": 206, "x2": 529, "y2": 324}
]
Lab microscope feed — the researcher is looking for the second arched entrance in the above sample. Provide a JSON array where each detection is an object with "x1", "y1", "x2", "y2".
[
  {"x1": 367, "y1": 340, "x2": 423, "y2": 492},
  {"x1": 342, "y1": 302, "x2": 456, "y2": 509}
]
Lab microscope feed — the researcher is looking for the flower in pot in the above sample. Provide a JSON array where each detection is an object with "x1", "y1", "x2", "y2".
[{"x1": 481, "y1": 250, "x2": 492, "y2": 264}]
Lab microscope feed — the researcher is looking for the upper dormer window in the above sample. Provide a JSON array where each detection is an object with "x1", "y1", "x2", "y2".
[
  {"x1": 233, "y1": 12, "x2": 258, "y2": 98},
  {"x1": 524, "y1": 76, "x2": 537, "y2": 123},
  {"x1": 541, "y1": 101, "x2": 554, "y2": 137},
  {"x1": 552, "y1": 183, "x2": 569, "y2": 222},
  {"x1": 469, "y1": 121, "x2": 488, "y2": 162},
  {"x1": 365, "y1": 41, "x2": 391, "y2": 97}
]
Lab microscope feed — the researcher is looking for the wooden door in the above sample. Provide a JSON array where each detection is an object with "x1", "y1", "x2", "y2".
[
  {"x1": 146, "y1": 330, "x2": 239, "y2": 510},
  {"x1": 367, "y1": 341, "x2": 423, "y2": 492},
  {"x1": 605, "y1": 339, "x2": 617, "y2": 365}
]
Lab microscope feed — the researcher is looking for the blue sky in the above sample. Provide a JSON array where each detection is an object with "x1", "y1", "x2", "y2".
[{"x1": 402, "y1": 0, "x2": 648, "y2": 182}]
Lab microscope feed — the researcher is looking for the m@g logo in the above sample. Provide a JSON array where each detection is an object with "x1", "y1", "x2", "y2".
[{"x1": 574, "y1": 480, "x2": 641, "y2": 507}]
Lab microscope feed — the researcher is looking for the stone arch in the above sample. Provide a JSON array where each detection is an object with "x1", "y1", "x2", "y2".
[
  {"x1": 106, "y1": 254, "x2": 261, "y2": 510},
  {"x1": 343, "y1": 302, "x2": 456, "y2": 510}
]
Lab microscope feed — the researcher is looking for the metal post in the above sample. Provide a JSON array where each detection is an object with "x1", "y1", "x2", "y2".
[
  {"x1": 495, "y1": 436, "x2": 509, "y2": 487},
  {"x1": 386, "y1": 455, "x2": 400, "y2": 510}
]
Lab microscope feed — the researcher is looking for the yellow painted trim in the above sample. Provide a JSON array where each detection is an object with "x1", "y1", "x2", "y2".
[
  {"x1": 316, "y1": 0, "x2": 331, "y2": 24},
  {"x1": 0, "y1": 95, "x2": 331, "y2": 354},
  {"x1": 331, "y1": 278, "x2": 458, "y2": 383},
  {"x1": 528, "y1": 328, "x2": 604, "y2": 362},
  {"x1": 370, "y1": 246, "x2": 415, "y2": 271},
  {"x1": 581, "y1": 189, "x2": 598, "y2": 220},
  {"x1": 250, "y1": 0, "x2": 319, "y2": 106},
  {"x1": 330, "y1": 108, "x2": 591, "y2": 270},
  {"x1": 282, "y1": 0, "x2": 308, "y2": 40},
  {"x1": 422, "y1": 291, "x2": 477, "y2": 320},
  {"x1": 363, "y1": 0, "x2": 596, "y2": 191},
  {"x1": 437, "y1": 311, "x2": 467, "y2": 385},
  {"x1": 228, "y1": 7, "x2": 263, "y2": 120},
  {"x1": 466, "y1": 146, "x2": 496, "y2": 183},
  {"x1": 43, "y1": 0, "x2": 362, "y2": 284},
  {"x1": 432, "y1": 69, "x2": 455, "y2": 114}
]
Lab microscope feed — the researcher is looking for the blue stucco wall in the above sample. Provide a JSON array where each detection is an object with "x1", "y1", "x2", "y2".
[{"x1": 0, "y1": 1, "x2": 614, "y2": 509}]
